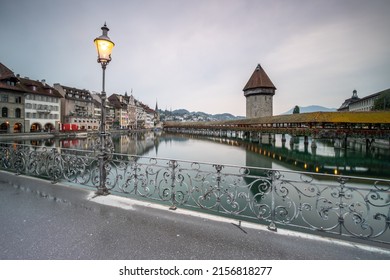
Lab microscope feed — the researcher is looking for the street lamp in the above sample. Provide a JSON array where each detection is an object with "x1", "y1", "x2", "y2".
[{"x1": 94, "y1": 23, "x2": 115, "y2": 195}]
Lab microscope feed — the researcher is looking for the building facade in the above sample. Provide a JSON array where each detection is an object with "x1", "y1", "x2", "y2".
[
  {"x1": 21, "y1": 78, "x2": 62, "y2": 132},
  {"x1": 348, "y1": 92, "x2": 381, "y2": 111},
  {"x1": 338, "y1": 89, "x2": 386, "y2": 112},
  {"x1": 2, "y1": 61, "x2": 159, "y2": 134},
  {"x1": 243, "y1": 64, "x2": 276, "y2": 118},
  {"x1": 54, "y1": 84, "x2": 98, "y2": 131},
  {"x1": 107, "y1": 93, "x2": 156, "y2": 130},
  {"x1": 1, "y1": 63, "x2": 62, "y2": 133},
  {"x1": 338, "y1": 90, "x2": 360, "y2": 112},
  {"x1": 0, "y1": 63, "x2": 25, "y2": 133}
]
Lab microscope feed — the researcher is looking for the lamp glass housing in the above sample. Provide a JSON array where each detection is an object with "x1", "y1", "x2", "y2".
[
  {"x1": 94, "y1": 37, "x2": 114, "y2": 64},
  {"x1": 94, "y1": 23, "x2": 115, "y2": 64}
]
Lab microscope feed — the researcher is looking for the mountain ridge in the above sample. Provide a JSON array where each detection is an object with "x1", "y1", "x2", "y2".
[
  {"x1": 159, "y1": 109, "x2": 244, "y2": 121},
  {"x1": 282, "y1": 105, "x2": 337, "y2": 115}
]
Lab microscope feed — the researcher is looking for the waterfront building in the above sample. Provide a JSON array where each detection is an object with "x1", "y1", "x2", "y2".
[
  {"x1": 338, "y1": 89, "x2": 386, "y2": 112},
  {"x1": 0, "y1": 62, "x2": 62, "y2": 133},
  {"x1": 338, "y1": 90, "x2": 361, "y2": 111},
  {"x1": 348, "y1": 90, "x2": 383, "y2": 111},
  {"x1": 0, "y1": 63, "x2": 25, "y2": 133},
  {"x1": 21, "y1": 78, "x2": 62, "y2": 132},
  {"x1": 107, "y1": 93, "x2": 130, "y2": 129},
  {"x1": 243, "y1": 64, "x2": 276, "y2": 118},
  {"x1": 107, "y1": 93, "x2": 157, "y2": 130},
  {"x1": 54, "y1": 84, "x2": 98, "y2": 131},
  {"x1": 90, "y1": 93, "x2": 102, "y2": 122},
  {"x1": 126, "y1": 93, "x2": 137, "y2": 129}
]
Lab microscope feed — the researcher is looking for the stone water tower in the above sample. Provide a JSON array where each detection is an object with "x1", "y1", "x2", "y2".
[{"x1": 243, "y1": 64, "x2": 276, "y2": 118}]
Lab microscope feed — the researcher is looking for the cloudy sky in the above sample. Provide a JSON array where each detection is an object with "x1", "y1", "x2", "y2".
[{"x1": 1, "y1": 0, "x2": 389, "y2": 116}]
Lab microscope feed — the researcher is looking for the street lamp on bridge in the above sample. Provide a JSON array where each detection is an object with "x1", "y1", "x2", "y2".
[{"x1": 94, "y1": 23, "x2": 115, "y2": 195}]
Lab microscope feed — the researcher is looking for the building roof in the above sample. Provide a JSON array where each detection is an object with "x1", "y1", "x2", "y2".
[
  {"x1": 338, "y1": 90, "x2": 360, "y2": 111},
  {"x1": 0, "y1": 63, "x2": 15, "y2": 80},
  {"x1": 0, "y1": 62, "x2": 61, "y2": 98},
  {"x1": 0, "y1": 63, "x2": 24, "y2": 92},
  {"x1": 243, "y1": 64, "x2": 276, "y2": 91},
  {"x1": 19, "y1": 77, "x2": 63, "y2": 98},
  {"x1": 107, "y1": 94, "x2": 127, "y2": 109}
]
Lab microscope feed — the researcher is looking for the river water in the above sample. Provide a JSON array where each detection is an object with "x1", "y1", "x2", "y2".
[{"x1": 27, "y1": 131, "x2": 390, "y2": 179}]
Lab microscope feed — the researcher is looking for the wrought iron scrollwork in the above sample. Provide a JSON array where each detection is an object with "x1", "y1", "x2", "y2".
[{"x1": 0, "y1": 142, "x2": 389, "y2": 245}]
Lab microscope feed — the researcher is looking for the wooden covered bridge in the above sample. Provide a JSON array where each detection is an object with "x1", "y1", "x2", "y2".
[{"x1": 164, "y1": 111, "x2": 390, "y2": 148}]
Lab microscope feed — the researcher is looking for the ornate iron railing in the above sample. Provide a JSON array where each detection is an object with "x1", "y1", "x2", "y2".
[{"x1": 1, "y1": 142, "x2": 389, "y2": 245}]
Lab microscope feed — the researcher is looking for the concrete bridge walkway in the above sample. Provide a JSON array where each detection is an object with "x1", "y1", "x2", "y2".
[{"x1": 0, "y1": 171, "x2": 389, "y2": 260}]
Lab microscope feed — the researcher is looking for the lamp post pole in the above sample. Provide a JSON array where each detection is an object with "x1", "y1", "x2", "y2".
[{"x1": 94, "y1": 23, "x2": 115, "y2": 195}]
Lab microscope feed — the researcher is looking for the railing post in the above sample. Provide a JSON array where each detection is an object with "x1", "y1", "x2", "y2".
[
  {"x1": 214, "y1": 164, "x2": 223, "y2": 211},
  {"x1": 169, "y1": 160, "x2": 177, "y2": 210},
  {"x1": 268, "y1": 170, "x2": 277, "y2": 232},
  {"x1": 96, "y1": 133, "x2": 113, "y2": 196},
  {"x1": 338, "y1": 177, "x2": 347, "y2": 236},
  {"x1": 96, "y1": 149, "x2": 109, "y2": 195},
  {"x1": 50, "y1": 148, "x2": 57, "y2": 184}
]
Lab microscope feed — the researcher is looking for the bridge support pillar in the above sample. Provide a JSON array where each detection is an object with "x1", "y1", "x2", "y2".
[
  {"x1": 290, "y1": 136, "x2": 299, "y2": 149},
  {"x1": 281, "y1": 134, "x2": 286, "y2": 148},
  {"x1": 350, "y1": 140, "x2": 356, "y2": 150},
  {"x1": 271, "y1": 134, "x2": 276, "y2": 144},
  {"x1": 249, "y1": 132, "x2": 258, "y2": 143},
  {"x1": 366, "y1": 138, "x2": 375, "y2": 151},
  {"x1": 311, "y1": 139, "x2": 317, "y2": 149},
  {"x1": 304, "y1": 136, "x2": 309, "y2": 152},
  {"x1": 334, "y1": 138, "x2": 342, "y2": 149}
]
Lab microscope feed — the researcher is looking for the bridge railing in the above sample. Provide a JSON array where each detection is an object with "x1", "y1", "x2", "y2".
[{"x1": 1, "y1": 142, "x2": 389, "y2": 245}]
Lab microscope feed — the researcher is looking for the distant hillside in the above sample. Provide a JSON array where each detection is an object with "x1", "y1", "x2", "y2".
[
  {"x1": 283, "y1": 105, "x2": 337, "y2": 115},
  {"x1": 159, "y1": 109, "x2": 244, "y2": 121}
]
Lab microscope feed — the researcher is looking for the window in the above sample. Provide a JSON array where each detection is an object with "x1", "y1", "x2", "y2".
[
  {"x1": 2, "y1": 107, "x2": 8, "y2": 117},
  {"x1": 1, "y1": 95, "x2": 8, "y2": 102},
  {"x1": 15, "y1": 96, "x2": 22, "y2": 104},
  {"x1": 6, "y1": 80, "x2": 16, "y2": 86},
  {"x1": 15, "y1": 108, "x2": 21, "y2": 118}
]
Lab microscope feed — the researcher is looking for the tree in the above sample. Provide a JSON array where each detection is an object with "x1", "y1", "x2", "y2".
[
  {"x1": 372, "y1": 90, "x2": 390, "y2": 111},
  {"x1": 293, "y1": 105, "x2": 300, "y2": 114}
]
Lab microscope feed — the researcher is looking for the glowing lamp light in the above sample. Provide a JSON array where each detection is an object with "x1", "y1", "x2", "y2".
[{"x1": 94, "y1": 23, "x2": 115, "y2": 65}]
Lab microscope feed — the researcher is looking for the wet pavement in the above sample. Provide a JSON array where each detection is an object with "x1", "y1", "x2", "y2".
[{"x1": 1, "y1": 170, "x2": 390, "y2": 260}]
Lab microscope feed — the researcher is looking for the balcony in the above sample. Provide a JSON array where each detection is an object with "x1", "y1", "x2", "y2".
[{"x1": 36, "y1": 109, "x2": 51, "y2": 114}]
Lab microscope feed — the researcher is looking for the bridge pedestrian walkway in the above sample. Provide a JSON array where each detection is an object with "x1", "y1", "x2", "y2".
[{"x1": 0, "y1": 170, "x2": 389, "y2": 260}]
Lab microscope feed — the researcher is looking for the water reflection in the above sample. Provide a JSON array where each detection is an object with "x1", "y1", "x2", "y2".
[{"x1": 10, "y1": 131, "x2": 390, "y2": 179}]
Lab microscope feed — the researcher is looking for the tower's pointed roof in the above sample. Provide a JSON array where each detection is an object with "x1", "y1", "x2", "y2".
[{"x1": 243, "y1": 64, "x2": 276, "y2": 91}]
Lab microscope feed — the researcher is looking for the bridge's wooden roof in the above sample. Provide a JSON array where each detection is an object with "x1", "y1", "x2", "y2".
[
  {"x1": 165, "y1": 111, "x2": 390, "y2": 128},
  {"x1": 236, "y1": 111, "x2": 390, "y2": 125}
]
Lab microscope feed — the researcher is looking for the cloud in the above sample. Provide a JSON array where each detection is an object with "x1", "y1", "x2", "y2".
[{"x1": 1, "y1": 0, "x2": 389, "y2": 116}]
